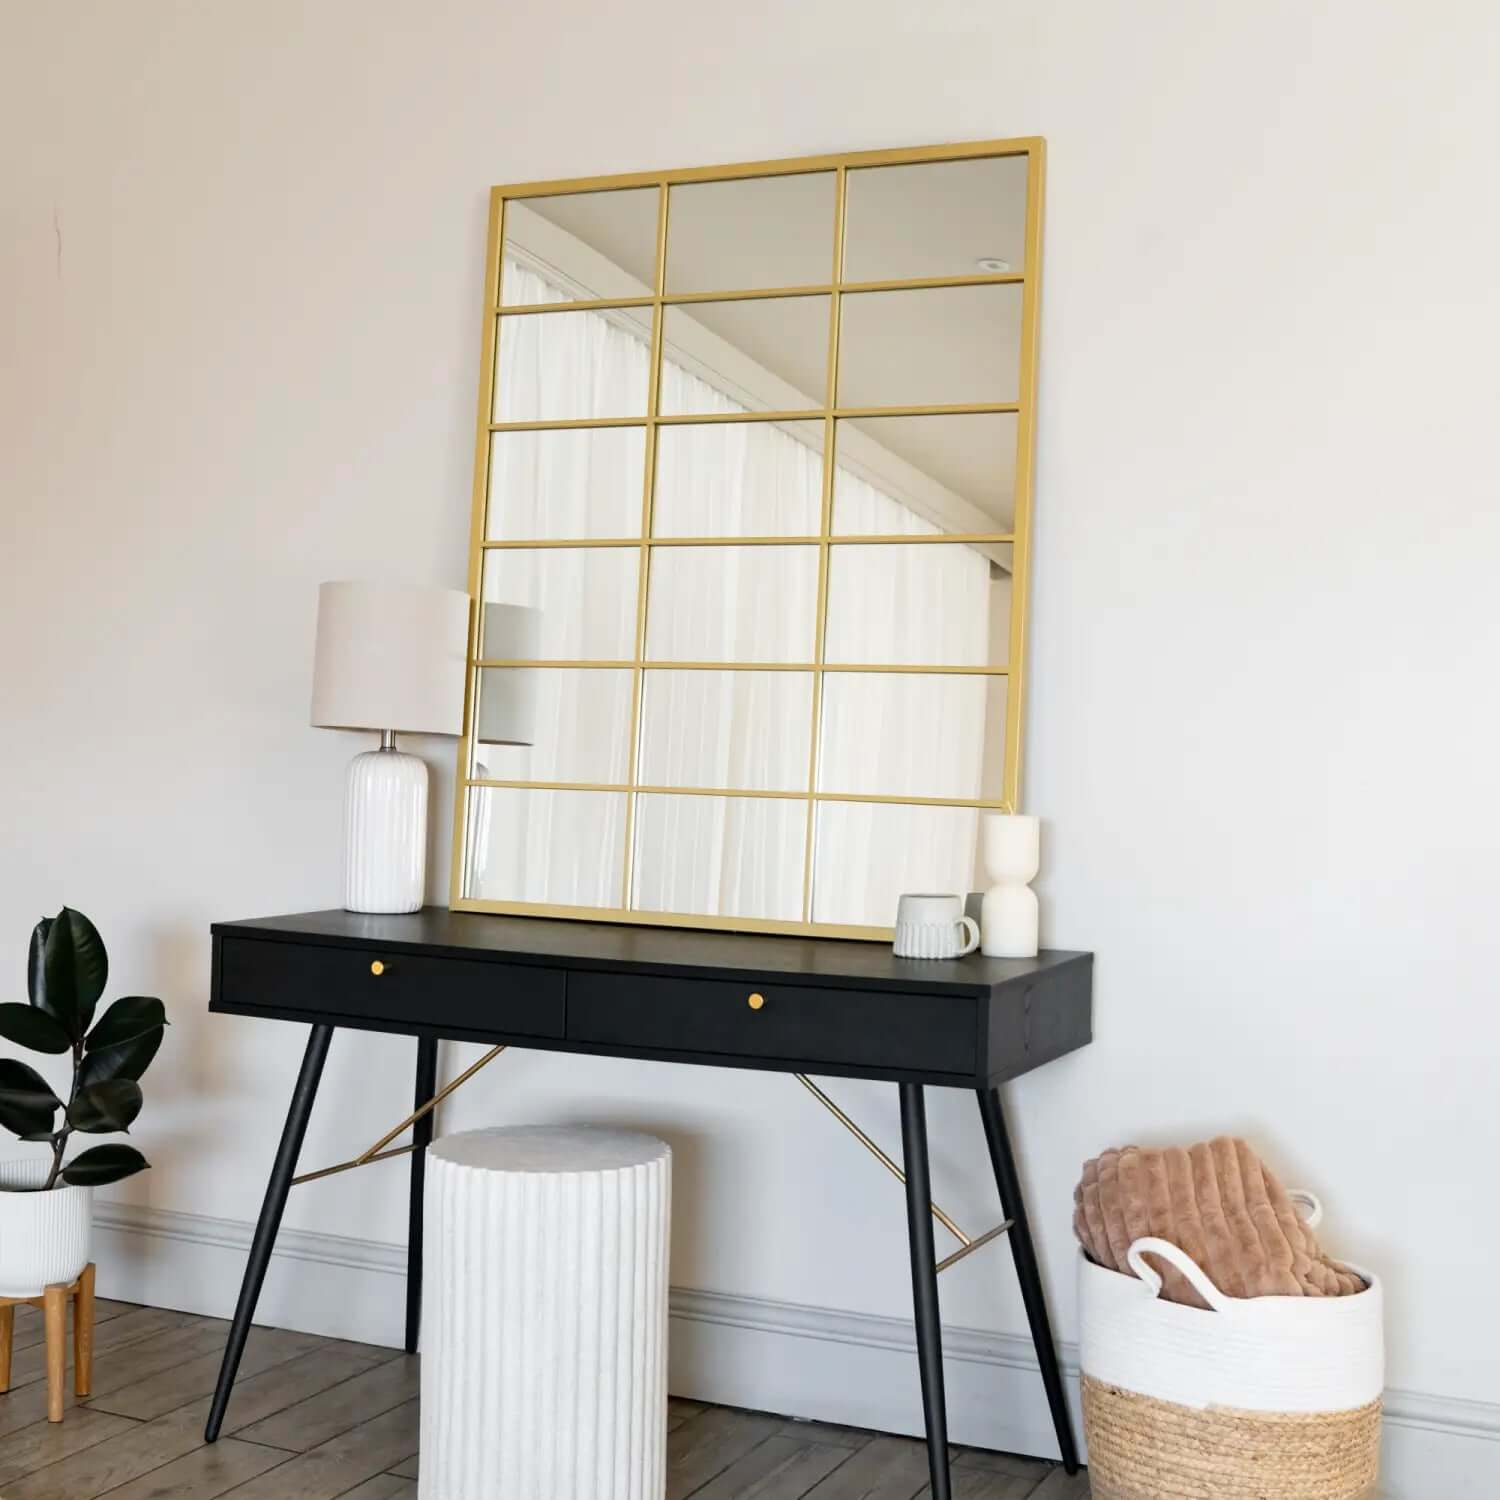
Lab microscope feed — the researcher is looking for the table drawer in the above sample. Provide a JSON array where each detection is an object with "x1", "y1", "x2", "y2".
[
  {"x1": 217, "y1": 936, "x2": 565, "y2": 1039},
  {"x1": 568, "y1": 971, "x2": 975, "y2": 1075}
]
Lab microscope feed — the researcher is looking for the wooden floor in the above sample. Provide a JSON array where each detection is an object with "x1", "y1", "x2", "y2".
[{"x1": 0, "y1": 1298, "x2": 1088, "y2": 1499}]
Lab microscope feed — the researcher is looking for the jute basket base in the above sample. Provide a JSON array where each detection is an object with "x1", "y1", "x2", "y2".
[{"x1": 1082, "y1": 1375, "x2": 1380, "y2": 1500}]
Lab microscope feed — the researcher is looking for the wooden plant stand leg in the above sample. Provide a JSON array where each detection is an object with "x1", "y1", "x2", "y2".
[
  {"x1": 74, "y1": 1262, "x2": 95, "y2": 1397},
  {"x1": 0, "y1": 1264, "x2": 96, "y2": 1422},
  {"x1": 44, "y1": 1284, "x2": 68, "y2": 1422}
]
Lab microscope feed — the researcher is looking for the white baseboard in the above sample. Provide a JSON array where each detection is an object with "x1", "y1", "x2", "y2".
[{"x1": 95, "y1": 1203, "x2": 1499, "y2": 1496}]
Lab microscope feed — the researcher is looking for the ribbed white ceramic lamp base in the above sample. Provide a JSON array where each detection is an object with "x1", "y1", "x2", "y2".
[
  {"x1": 344, "y1": 746, "x2": 427, "y2": 914},
  {"x1": 420, "y1": 1127, "x2": 672, "y2": 1500}
]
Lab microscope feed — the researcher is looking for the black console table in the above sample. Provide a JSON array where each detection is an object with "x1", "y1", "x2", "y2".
[{"x1": 203, "y1": 907, "x2": 1092, "y2": 1494}]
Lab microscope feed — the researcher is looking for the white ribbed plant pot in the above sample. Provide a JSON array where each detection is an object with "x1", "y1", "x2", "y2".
[
  {"x1": 344, "y1": 745, "x2": 428, "y2": 914},
  {"x1": 421, "y1": 1127, "x2": 671, "y2": 1500},
  {"x1": 0, "y1": 1160, "x2": 93, "y2": 1298}
]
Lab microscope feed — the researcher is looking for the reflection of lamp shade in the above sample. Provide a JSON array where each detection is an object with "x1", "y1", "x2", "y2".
[
  {"x1": 311, "y1": 581, "x2": 470, "y2": 734},
  {"x1": 477, "y1": 603, "x2": 541, "y2": 747}
]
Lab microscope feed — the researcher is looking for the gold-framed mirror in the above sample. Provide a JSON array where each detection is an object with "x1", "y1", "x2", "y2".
[{"x1": 450, "y1": 138, "x2": 1044, "y2": 939}]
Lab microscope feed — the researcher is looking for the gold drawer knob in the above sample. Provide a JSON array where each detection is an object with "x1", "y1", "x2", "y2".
[
  {"x1": 370, "y1": 960, "x2": 386, "y2": 977},
  {"x1": 747, "y1": 992, "x2": 765, "y2": 1011}
]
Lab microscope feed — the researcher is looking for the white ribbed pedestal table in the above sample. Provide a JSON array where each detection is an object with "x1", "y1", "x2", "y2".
[{"x1": 420, "y1": 1127, "x2": 672, "y2": 1500}]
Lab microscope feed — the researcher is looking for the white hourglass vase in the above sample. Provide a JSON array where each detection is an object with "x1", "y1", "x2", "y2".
[{"x1": 980, "y1": 814, "x2": 1041, "y2": 958}]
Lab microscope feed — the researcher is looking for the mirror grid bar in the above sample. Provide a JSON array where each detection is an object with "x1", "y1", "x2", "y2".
[
  {"x1": 491, "y1": 269, "x2": 1026, "y2": 318},
  {"x1": 618, "y1": 181, "x2": 672, "y2": 913},
  {"x1": 801, "y1": 164, "x2": 848, "y2": 923},
  {"x1": 479, "y1": 534, "x2": 1015, "y2": 550},
  {"x1": 488, "y1": 402, "x2": 1020, "y2": 432},
  {"x1": 467, "y1": 780, "x2": 1012, "y2": 811}
]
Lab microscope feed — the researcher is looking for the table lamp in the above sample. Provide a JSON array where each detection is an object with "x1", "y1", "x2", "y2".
[{"x1": 310, "y1": 581, "x2": 471, "y2": 913}]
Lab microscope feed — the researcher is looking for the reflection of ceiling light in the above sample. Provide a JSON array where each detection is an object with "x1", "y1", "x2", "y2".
[{"x1": 975, "y1": 256, "x2": 1012, "y2": 273}]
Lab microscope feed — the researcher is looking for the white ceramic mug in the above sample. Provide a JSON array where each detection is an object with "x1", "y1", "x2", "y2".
[{"x1": 893, "y1": 893, "x2": 980, "y2": 959}]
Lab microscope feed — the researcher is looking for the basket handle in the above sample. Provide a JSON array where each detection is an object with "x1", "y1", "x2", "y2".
[
  {"x1": 1288, "y1": 1188, "x2": 1323, "y2": 1229},
  {"x1": 1126, "y1": 1237, "x2": 1232, "y2": 1311}
]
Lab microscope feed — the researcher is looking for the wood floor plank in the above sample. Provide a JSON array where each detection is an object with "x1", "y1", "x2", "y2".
[
  {"x1": 953, "y1": 1447, "x2": 1053, "y2": 1481},
  {"x1": 1026, "y1": 1472, "x2": 1089, "y2": 1498},
  {"x1": 208, "y1": 1397, "x2": 419, "y2": 1500},
  {"x1": 667, "y1": 1405, "x2": 783, "y2": 1498},
  {"x1": 0, "y1": 1406, "x2": 138, "y2": 1486},
  {"x1": 387, "y1": 1451, "x2": 419, "y2": 1478},
  {"x1": 232, "y1": 1353, "x2": 419, "y2": 1452},
  {"x1": 86, "y1": 1325, "x2": 323, "y2": 1421},
  {"x1": 74, "y1": 1435, "x2": 291, "y2": 1500},
  {"x1": 215, "y1": 1340, "x2": 401, "y2": 1437},
  {"x1": 687, "y1": 1432, "x2": 852, "y2": 1498},
  {"x1": 0, "y1": 1342, "x2": 395, "y2": 1500},
  {"x1": 9, "y1": 1298, "x2": 138, "y2": 1354},
  {"x1": 3, "y1": 1306, "x2": 200, "y2": 1392},
  {"x1": 337, "y1": 1477, "x2": 418, "y2": 1499},
  {"x1": 919, "y1": 1466, "x2": 1050, "y2": 1498},
  {"x1": 73, "y1": 1318, "x2": 235, "y2": 1401},
  {"x1": 773, "y1": 1416, "x2": 876, "y2": 1451},
  {"x1": 669, "y1": 1395, "x2": 710, "y2": 1431},
  {"x1": 800, "y1": 1434, "x2": 937, "y2": 1500},
  {"x1": 2, "y1": 1405, "x2": 214, "y2": 1500}
]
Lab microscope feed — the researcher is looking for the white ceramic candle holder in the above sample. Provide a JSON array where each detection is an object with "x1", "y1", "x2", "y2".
[{"x1": 979, "y1": 814, "x2": 1040, "y2": 958}]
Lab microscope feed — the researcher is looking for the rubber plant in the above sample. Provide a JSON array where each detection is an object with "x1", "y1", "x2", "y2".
[{"x1": 0, "y1": 908, "x2": 166, "y2": 1189}]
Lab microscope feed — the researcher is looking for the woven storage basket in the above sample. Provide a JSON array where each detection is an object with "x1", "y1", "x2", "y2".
[{"x1": 1078, "y1": 1192, "x2": 1383, "y2": 1500}]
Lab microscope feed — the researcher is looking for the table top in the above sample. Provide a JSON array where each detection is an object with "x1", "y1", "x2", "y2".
[{"x1": 214, "y1": 907, "x2": 1090, "y2": 998}]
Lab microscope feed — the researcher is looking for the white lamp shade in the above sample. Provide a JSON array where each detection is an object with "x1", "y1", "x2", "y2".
[
  {"x1": 476, "y1": 603, "x2": 542, "y2": 746},
  {"x1": 311, "y1": 581, "x2": 471, "y2": 735}
]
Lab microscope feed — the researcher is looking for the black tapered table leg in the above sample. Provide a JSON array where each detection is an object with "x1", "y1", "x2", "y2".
[
  {"x1": 976, "y1": 1085, "x2": 1080, "y2": 1473},
  {"x1": 404, "y1": 1035, "x2": 439, "y2": 1354},
  {"x1": 899, "y1": 1083, "x2": 951, "y2": 1500},
  {"x1": 204, "y1": 1024, "x2": 333, "y2": 1442}
]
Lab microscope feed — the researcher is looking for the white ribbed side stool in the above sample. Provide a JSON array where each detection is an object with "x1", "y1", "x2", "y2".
[{"x1": 420, "y1": 1126, "x2": 672, "y2": 1500}]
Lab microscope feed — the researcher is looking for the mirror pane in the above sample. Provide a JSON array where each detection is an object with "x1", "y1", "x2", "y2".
[
  {"x1": 500, "y1": 187, "x2": 659, "y2": 304},
  {"x1": 472, "y1": 668, "x2": 632, "y2": 784},
  {"x1": 832, "y1": 414, "x2": 1015, "y2": 536},
  {"x1": 632, "y1": 793, "x2": 806, "y2": 922},
  {"x1": 465, "y1": 787, "x2": 627, "y2": 907},
  {"x1": 640, "y1": 670, "x2": 813, "y2": 792},
  {"x1": 646, "y1": 545, "x2": 818, "y2": 663},
  {"x1": 811, "y1": 801, "x2": 981, "y2": 928},
  {"x1": 486, "y1": 427, "x2": 646, "y2": 540},
  {"x1": 824, "y1": 542, "x2": 1012, "y2": 667},
  {"x1": 660, "y1": 297, "x2": 829, "y2": 416},
  {"x1": 482, "y1": 547, "x2": 638, "y2": 661},
  {"x1": 653, "y1": 421, "x2": 824, "y2": 538},
  {"x1": 836, "y1": 285, "x2": 1022, "y2": 410},
  {"x1": 493, "y1": 305, "x2": 653, "y2": 422},
  {"x1": 666, "y1": 173, "x2": 836, "y2": 293},
  {"x1": 819, "y1": 673, "x2": 1007, "y2": 802},
  {"x1": 842, "y1": 157, "x2": 1028, "y2": 282}
]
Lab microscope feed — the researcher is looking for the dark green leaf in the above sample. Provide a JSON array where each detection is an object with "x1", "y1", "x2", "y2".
[
  {"x1": 30, "y1": 908, "x2": 109, "y2": 1041},
  {"x1": 26, "y1": 917, "x2": 52, "y2": 1009},
  {"x1": 68, "y1": 1079, "x2": 143, "y2": 1134},
  {"x1": 19, "y1": 1129, "x2": 62, "y2": 1142},
  {"x1": 0, "y1": 1058, "x2": 64, "y2": 1139},
  {"x1": 61, "y1": 1143, "x2": 149, "y2": 1187},
  {"x1": 0, "y1": 1003, "x2": 72, "y2": 1055},
  {"x1": 78, "y1": 1024, "x2": 163, "y2": 1088},
  {"x1": 85, "y1": 996, "x2": 167, "y2": 1054}
]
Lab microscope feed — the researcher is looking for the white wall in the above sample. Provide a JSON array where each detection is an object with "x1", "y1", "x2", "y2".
[{"x1": 4, "y1": 0, "x2": 1499, "y2": 1487}]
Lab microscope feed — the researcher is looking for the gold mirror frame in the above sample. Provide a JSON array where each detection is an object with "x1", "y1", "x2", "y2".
[{"x1": 450, "y1": 138, "x2": 1045, "y2": 939}]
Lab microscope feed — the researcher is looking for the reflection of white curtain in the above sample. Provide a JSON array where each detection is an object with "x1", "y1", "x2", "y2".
[{"x1": 472, "y1": 257, "x2": 993, "y2": 925}]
